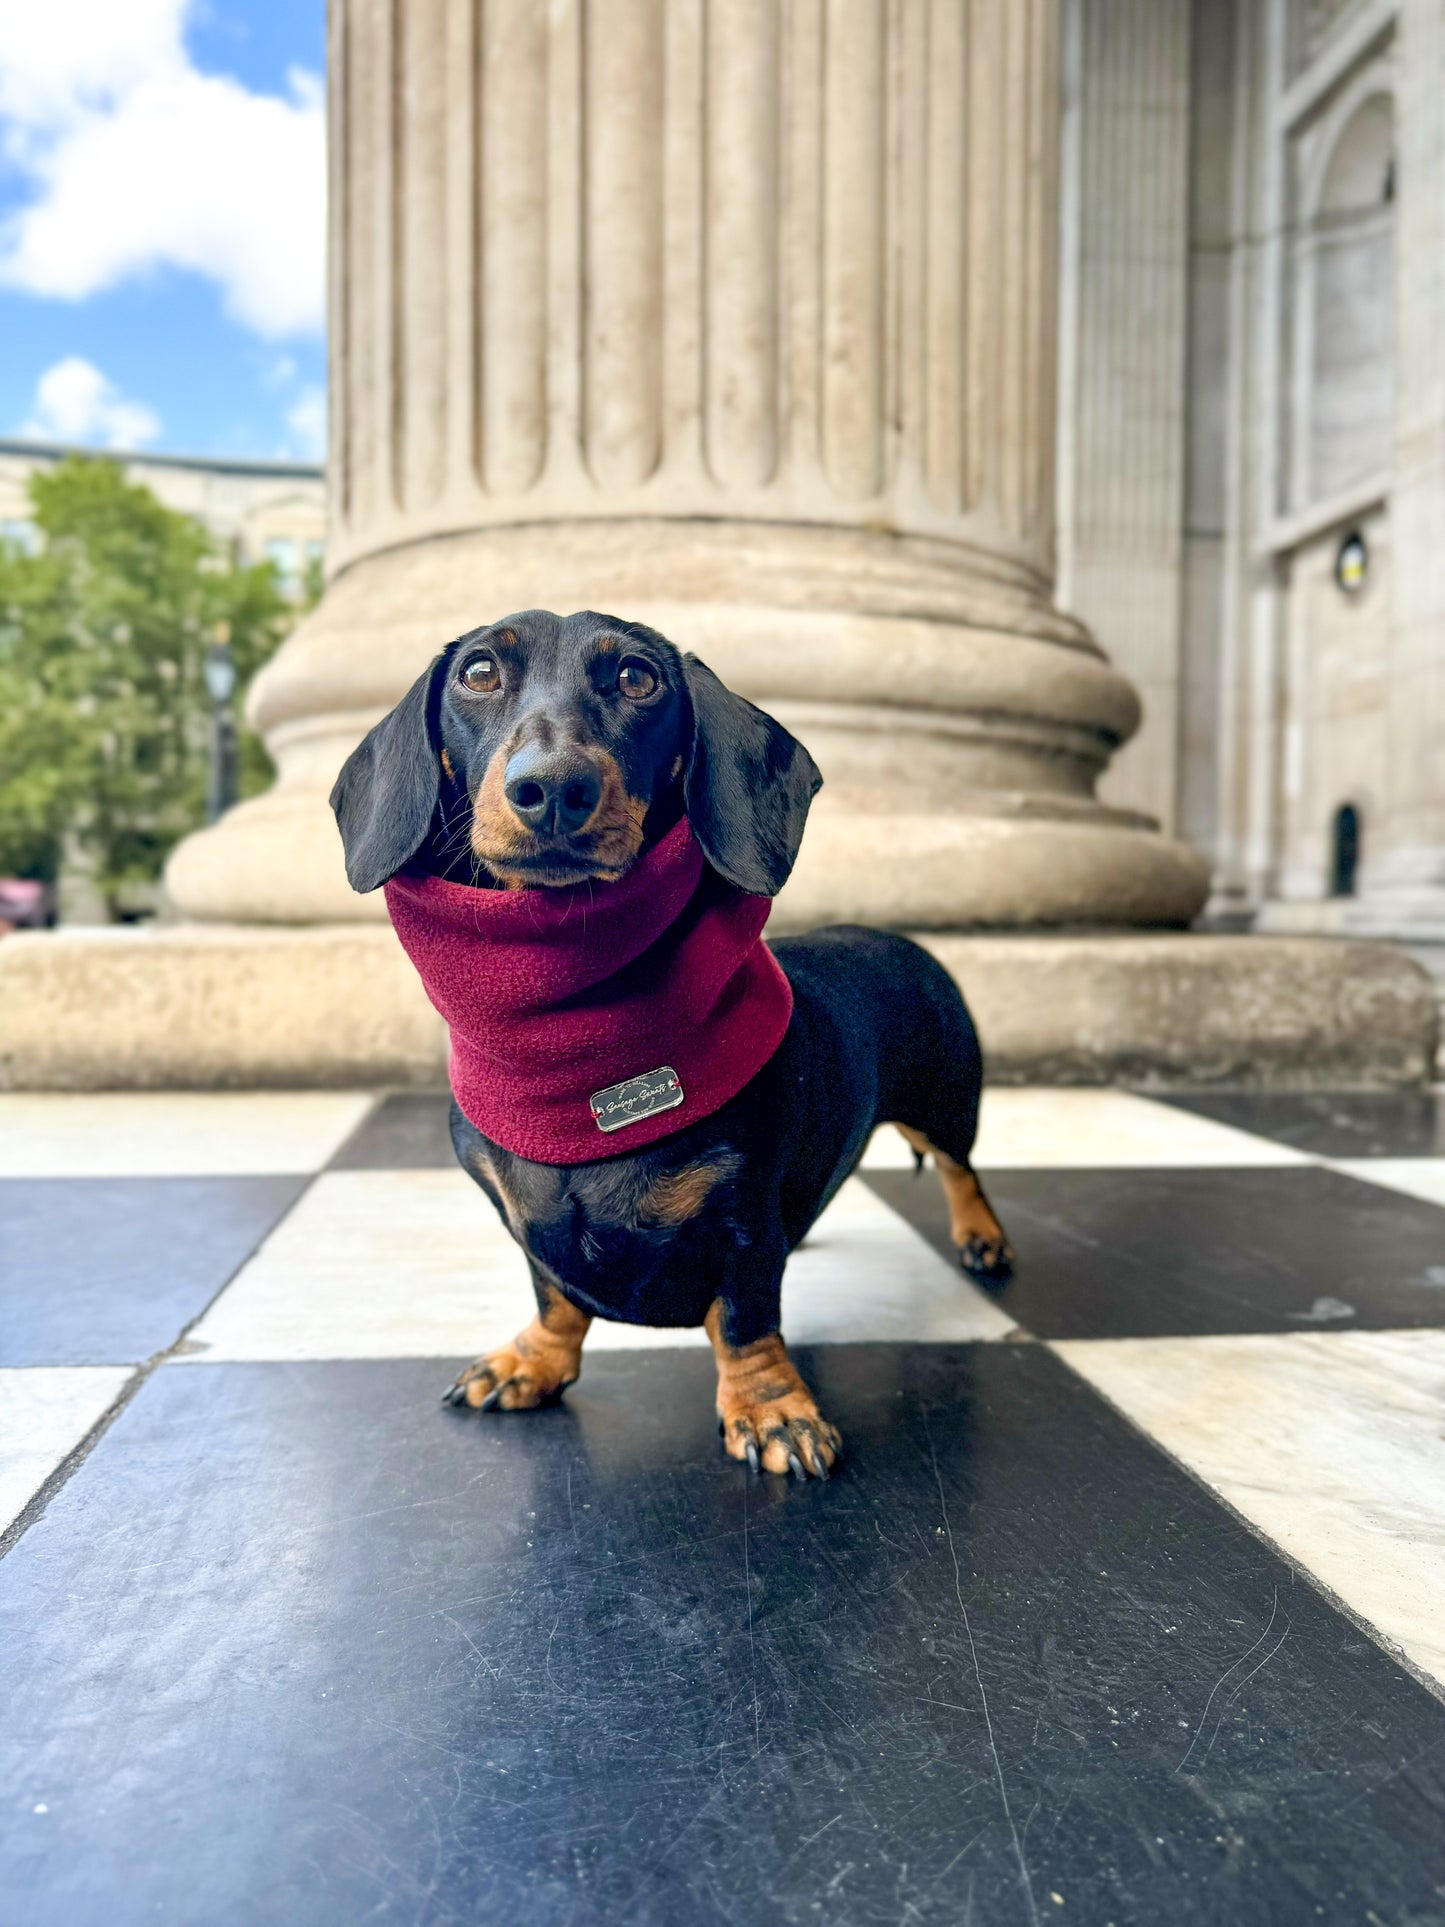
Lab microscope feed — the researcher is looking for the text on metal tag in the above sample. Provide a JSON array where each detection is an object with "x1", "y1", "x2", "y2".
[{"x1": 589, "y1": 1066, "x2": 684, "y2": 1133}]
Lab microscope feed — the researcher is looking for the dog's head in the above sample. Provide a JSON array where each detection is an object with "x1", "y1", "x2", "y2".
[{"x1": 330, "y1": 609, "x2": 821, "y2": 897}]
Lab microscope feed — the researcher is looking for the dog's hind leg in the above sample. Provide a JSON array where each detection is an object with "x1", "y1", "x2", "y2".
[
  {"x1": 443, "y1": 1272, "x2": 592, "y2": 1411},
  {"x1": 895, "y1": 1125, "x2": 1015, "y2": 1287}
]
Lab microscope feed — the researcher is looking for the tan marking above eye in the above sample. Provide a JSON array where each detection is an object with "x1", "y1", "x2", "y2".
[
  {"x1": 618, "y1": 656, "x2": 659, "y2": 701},
  {"x1": 460, "y1": 653, "x2": 501, "y2": 693}
]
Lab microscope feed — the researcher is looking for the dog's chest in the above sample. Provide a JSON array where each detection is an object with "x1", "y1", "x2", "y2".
[
  {"x1": 526, "y1": 1207, "x2": 720, "y2": 1328},
  {"x1": 498, "y1": 1153, "x2": 735, "y2": 1327}
]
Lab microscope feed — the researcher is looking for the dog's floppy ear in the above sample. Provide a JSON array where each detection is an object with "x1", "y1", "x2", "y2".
[
  {"x1": 681, "y1": 653, "x2": 822, "y2": 896},
  {"x1": 329, "y1": 652, "x2": 447, "y2": 893}
]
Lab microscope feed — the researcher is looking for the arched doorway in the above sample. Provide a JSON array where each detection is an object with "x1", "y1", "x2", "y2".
[{"x1": 1330, "y1": 803, "x2": 1361, "y2": 897}]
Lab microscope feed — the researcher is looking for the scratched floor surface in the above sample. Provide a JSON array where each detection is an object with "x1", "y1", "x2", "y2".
[{"x1": 1, "y1": 1087, "x2": 1443, "y2": 1926}]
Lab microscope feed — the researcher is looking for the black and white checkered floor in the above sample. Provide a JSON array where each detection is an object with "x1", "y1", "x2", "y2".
[{"x1": 2, "y1": 1087, "x2": 1444, "y2": 1924}]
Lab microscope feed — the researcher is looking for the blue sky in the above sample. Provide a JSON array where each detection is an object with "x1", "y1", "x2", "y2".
[{"x1": 0, "y1": 0, "x2": 327, "y2": 462}]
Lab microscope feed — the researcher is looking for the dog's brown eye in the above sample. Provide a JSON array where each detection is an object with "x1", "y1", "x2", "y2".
[
  {"x1": 618, "y1": 657, "x2": 658, "y2": 702},
  {"x1": 460, "y1": 654, "x2": 500, "y2": 694}
]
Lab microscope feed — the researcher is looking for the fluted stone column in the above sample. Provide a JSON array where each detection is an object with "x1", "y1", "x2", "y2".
[
  {"x1": 1056, "y1": 0, "x2": 1191, "y2": 834},
  {"x1": 167, "y1": 0, "x2": 1208, "y2": 932}
]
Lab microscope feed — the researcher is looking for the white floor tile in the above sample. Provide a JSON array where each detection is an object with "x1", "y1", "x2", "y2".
[
  {"x1": 1331, "y1": 1158, "x2": 1445, "y2": 1210},
  {"x1": 178, "y1": 1169, "x2": 542, "y2": 1361},
  {"x1": 0, "y1": 1092, "x2": 379, "y2": 1179},
  {"x1": 178, "y1": 1169, "x2": 1011, "y2": 1363},
  {"x1": 0, "y1": 1367, "x2": 135, "y2": 1532},
  {"x1": 1054, "y1": 1330, "x2": 1445, "y2": 1688},
  {"x1": 971, "y1": 1088, "x2": 1311, "y2": 1168},
  {"x1": 782, "y1": 1180, "x2": 1014, "y2": 1344}
]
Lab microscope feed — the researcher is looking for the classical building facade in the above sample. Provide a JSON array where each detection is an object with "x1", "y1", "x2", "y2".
[
  {"x1": 1060, "y1": 0, "x2": 1445, "y2": 942},
  {"x1": 0, "y1": 439, "x2": 324, "y2": 597},
  {"x1": 165, "y1": 0, "x2": 1445, "y2": 949},
  {"x1": 8, "y1": 0, "x2": 1438, "y2": 1091}
]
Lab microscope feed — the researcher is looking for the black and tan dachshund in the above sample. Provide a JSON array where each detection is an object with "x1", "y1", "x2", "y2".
[{"x1": 331, "y1": 609, "x2": 1013, "y2": 1478}]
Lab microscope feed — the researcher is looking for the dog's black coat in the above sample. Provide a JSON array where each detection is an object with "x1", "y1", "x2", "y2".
[
  {"x1": 331, "y1": 608, "x2": 996, "y2": 1360},
  {"x1": 450, "y1": 927, "x2": 985, "y2": 1346}
]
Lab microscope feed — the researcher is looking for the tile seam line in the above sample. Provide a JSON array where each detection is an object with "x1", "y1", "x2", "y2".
[
  {"x1": 969, "y1": 1157, "x2": 1316, "y2": 1170},
  {"x1": 1042, "y1": 1338, "x2": 1445, "y2": 1713},
  {"x1": 1120, "y1": 1094, "x2": 1327, "y2": 1162},
  {"x1": 167, "y1": 1339, "x2": 1022, "y2": 1365},
  {"x1": 320, "y1": 1089, "x2": 405, "y2": 1171},
  {"x1": 0, "y1": 1166, "x2": 329, "y2": 1564},
  {"x1": 1319, "y1": 1155, "x2": 1445, "y2": 1189}
]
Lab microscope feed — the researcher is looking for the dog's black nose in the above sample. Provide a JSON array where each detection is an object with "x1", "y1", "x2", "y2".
[{"x1": 504, "y1": 750, "x2": 603, "y2": 836}]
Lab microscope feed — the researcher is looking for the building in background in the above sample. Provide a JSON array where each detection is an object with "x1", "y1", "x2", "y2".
[
  {"x1": 7, "y1": 1, "x2": 1430, "y2": 952},
  {"x1": 0, "y1": 439, "x2": 324, "y2": 598},
  {"x1": 1058, "y1": 0, "x2": 1445, "y2": 948},
  {"x1": 5, "y1": 0, "x2": 1438, "y2": 1093},
  {"x1": 163, "y1": 0, "x2": 1445, "y2": 957},
  {"x1": 3, "y1": 3, "x2": 1436, "y2": 952}
]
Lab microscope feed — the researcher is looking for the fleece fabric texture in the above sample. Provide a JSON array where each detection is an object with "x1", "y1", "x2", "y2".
[{"x1": 383, "y1": 817, "x2": 793, "y2": 1164}]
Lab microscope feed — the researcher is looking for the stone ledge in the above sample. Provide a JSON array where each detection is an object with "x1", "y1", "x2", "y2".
[
  {"x1": 0, "y1": 924, "x2": 447, "y2": 1093},
  {"x1": 919, "y1": 933, "x2": 1438, "y2": 1089},
  {"x1": 0, "y1": 924, "x2": 1435, "y2": 1093}
]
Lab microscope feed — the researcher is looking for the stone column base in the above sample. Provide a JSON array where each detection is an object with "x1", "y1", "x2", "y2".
[{"x1": 1, "y1": 924, "x2": 1432, "y2": 1092}]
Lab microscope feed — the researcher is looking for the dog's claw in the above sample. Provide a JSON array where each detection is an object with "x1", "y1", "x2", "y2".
[
  {"x1": 479, "y1": 1384, "x2": 505, "y2": 1412},
  {"x1": 722, "y1": 1408, "x2": 839, "y2": 1478},
  {"x1": 441, "y1": 1381, "x2": 467, "y2": 1406}
]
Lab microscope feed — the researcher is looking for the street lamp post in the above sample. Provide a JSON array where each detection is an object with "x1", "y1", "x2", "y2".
[{"x1": 202, "y1": 622, "x2": 239, "y2": 824}]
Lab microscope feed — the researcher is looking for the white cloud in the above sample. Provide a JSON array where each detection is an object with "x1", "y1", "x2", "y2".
[
  {"x1": 283, "y1": 383, "x2": 326, "y2": 462},
  {"x1": 19, "y1": 355, "x2": 162, "y2": 449},
  {"x1": 0, "y1": 2, "x2": 324, "y2": 339},
  {"x1": 0, "y1": 0, "x2": 182, "y2": 133}
]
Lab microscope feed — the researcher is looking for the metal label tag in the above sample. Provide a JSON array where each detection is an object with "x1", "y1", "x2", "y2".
[{"x1": 589, "y1": 1066, "x2": 684, "y2": 1134}]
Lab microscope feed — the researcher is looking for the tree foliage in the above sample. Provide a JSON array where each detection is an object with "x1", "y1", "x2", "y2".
[{"x1": 0, "y1": 456, "x2": 295, "y2": 912}]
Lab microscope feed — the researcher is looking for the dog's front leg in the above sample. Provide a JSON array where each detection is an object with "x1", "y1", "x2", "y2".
[
  {"x1": 443, "y1": 1270, "x2": 592, "y2": 1411},
  {"x1": 705, "y1": 1295, "x2": 840, "y2": 1480}
]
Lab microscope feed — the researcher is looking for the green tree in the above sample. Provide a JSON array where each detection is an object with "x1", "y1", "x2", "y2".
[{"x1": 0, "y1": 456, "x2": 294, "y2": 916}]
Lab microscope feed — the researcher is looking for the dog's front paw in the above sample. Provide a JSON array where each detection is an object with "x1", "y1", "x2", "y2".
[
  {"x1": 720, "y1": 1387, "x2": 841, "y2": 1480},
  {"x1": 442, "y1": 1334, "x2": 579, "y2": 1412}
]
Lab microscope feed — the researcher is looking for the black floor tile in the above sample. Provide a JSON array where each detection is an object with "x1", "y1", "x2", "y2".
[
  {"x1": 1156, "y1": 1088, "x2": 1445, "y2": 1159},
  {"x1": 1, "y1": 1347, "x2": 1442, "y2": 1926},
  {"x1": 0, "y1": 1177, "x2": 306, "y2": 1368},
  {"x1": 328, "y1": 1091, "x2": 455, "y2": 1168},
  {"x1": 866, "y1": 1165, "x2": 1445, "y2": 1339}
]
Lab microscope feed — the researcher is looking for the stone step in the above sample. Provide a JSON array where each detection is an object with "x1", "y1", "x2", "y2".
[{"x1": 0, "y1": 924, "x2": 1434, "y2": 1092}]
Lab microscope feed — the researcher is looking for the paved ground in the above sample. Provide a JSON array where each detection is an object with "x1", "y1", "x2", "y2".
[{"x1": 1, "y1": 1086, "x2": 1444, "y2": 1925}]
